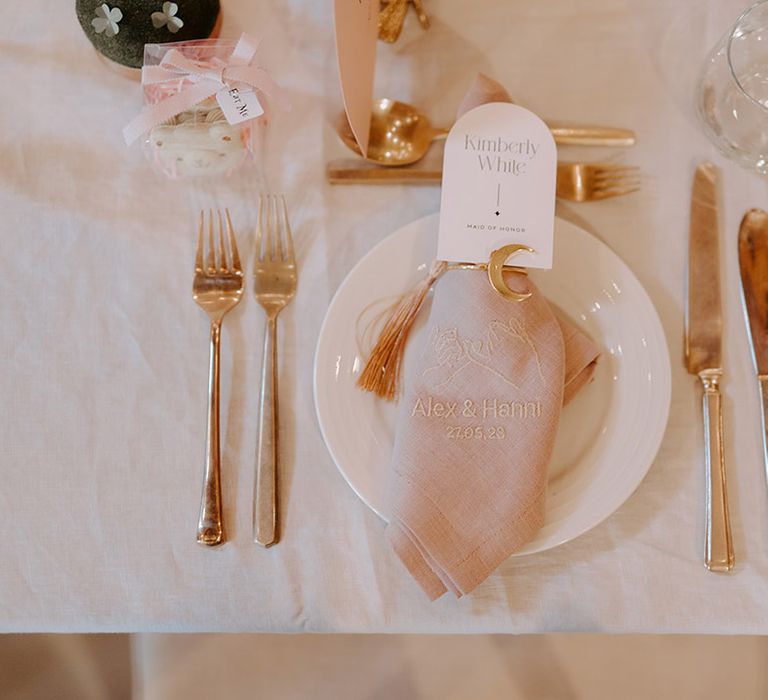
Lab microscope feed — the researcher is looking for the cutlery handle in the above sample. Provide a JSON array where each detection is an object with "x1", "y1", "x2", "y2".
[
  {"x1": 254, "y1": 315, "x2": 279, "y2": 546},
  {"x1": 197, "y1": 320, "x2": 225, "y2": 546},
  {"x1": 758, "y1": 376, "x2": 768, "y2": 484},
  {"x1": 548, "y1": 126, "x2": 636, "y2": 147},
  {"x1": 699, "y1": 369, "x2": 734, "y2": 572},
  {"x1": 327, "y1": 163, "x2": 442, "y2": 184}
]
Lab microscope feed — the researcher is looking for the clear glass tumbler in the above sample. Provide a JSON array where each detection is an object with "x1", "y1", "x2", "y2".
[{"x1": 697, "y1": 1, "x2": 768, "y2": 174}]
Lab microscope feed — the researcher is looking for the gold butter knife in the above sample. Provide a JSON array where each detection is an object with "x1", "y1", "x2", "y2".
[
  {"x1": 327, "y1": 160, "x2": 442, "y2": 184},
  {"x1": 546, "y1": 124, "x2": 636, "y2": 147},
  {"x1": 738, "y1": 209, "x2": 768, "y2": 490},
  {"x1": 685, "y1": 161, "x2": 734, "y2": 573}
]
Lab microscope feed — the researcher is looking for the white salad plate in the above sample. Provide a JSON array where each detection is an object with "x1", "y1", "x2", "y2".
[{"x1": 314, "y1": 214, "x2": 670, "y2": 555}]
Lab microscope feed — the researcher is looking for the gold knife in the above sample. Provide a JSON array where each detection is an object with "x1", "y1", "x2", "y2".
[
  {"x1": 738, "y1": 209, "x2": 768, "y2": 489},
  {"x1": 327, "y1": 160, "x2": 442, "y2": 184},
  {"x1": 546, "y1": 124, "x2": 636, "y2": 147},
  {"x1": 684, "y1": 161, "x2": 734, "y2": 572}
]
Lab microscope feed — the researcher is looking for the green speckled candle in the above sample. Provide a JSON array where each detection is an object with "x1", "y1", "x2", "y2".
[{"x1": 76, "y1": 1, "x2": 221, "y2": 70}]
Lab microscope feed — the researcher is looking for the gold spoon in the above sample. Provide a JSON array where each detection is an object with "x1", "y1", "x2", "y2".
[
  {"x1": 337, "y1": 98, "x2": 449, "y2": 167},
  {"x1": 337, "y1": 98, "x2": 636, "y2": 166}
]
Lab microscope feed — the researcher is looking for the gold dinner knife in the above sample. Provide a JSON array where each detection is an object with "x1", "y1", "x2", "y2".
[
  {"x1": 685, "y1": 161, "x2": 734, "y2": 572},
  {"x1": 738, "y1": 209, "x2": 768, "y2": 490}
]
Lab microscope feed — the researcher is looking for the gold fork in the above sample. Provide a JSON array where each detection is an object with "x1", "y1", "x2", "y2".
[
  {"x1": 556, "y1": 162, "x2": 640, "y2": 202},
  {"x1": 326, "y1": 159, "x2": 641, "y2": 202},
  {"x1": 192, "y1": 209, "x2": 243, "y2": 546},
  {"x1": 253, "y1": 195, "x2": 297, "y2": 547}
]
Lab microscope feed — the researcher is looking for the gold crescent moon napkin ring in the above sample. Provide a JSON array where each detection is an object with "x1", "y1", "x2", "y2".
[{"x1": 445, "y1": 243, "x2": 535, "y2": 302}]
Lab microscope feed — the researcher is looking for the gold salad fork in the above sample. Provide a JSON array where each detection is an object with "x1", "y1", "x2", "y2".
[
  {"x1": 253, "y1": 195, "x2": 297, "y2": 547},
  {"x1": 326, "y1": 160, "x2": 641, "y2": 201},
  {"x1": 556, "y1": 162, "x2": 640, "y2": 202},
  {"x1": 192, "y1": 209, "x2": 243, "y2": 546}
]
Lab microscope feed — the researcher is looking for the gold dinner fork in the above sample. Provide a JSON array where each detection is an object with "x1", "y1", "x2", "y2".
[
  {"x1": 192, "y1": 209, "x2": 243, "y2": 546},
  {"x1": 253, "y1": 195, "x2": 297, "y2": 547},
  {"x1": 556, "y1": 162, "x2": 640, "y2": 202}
]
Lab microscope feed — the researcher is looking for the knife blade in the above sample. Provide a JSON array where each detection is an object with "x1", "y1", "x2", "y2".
[
  {"x1": 685, "y1": 161, "x2": 734, "y2": 572},
  {"x1": 738, "y1": 208, "x2": 768, "y2": 490},
  {"x1": 686, "y1": 163, "x2": 723, "y2": 375}
]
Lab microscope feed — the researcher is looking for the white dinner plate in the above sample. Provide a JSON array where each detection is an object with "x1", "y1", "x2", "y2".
[{"x1": 314, "y1": 214, "x2": 670, "y2": 555}]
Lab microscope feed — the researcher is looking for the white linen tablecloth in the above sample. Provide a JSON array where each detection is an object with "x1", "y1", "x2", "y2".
[{"x1": 2, "y1": 0, "x2": 768, "y2": 633}]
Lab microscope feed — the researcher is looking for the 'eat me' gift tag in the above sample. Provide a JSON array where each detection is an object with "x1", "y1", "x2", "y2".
[
  {"x1": 437, "y1": 103, "x2": 557, "y2": 269},
  {"x1": 216, "y1": 88, "x2": 264, "y2": 126}
]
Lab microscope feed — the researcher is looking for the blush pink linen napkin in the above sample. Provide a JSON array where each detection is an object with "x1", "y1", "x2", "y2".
[{"x1": 384, "y1": 75, "x2": 600, "y2": 600}]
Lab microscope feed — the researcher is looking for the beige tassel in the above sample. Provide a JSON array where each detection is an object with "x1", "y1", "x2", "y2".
[{"x1": 357, "y1": 259, "x2": 448, "y2": 400}]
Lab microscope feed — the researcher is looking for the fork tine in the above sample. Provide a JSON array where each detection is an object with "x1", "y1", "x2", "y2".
[
  {"x1": 272, "y1": 195, "x2": 278, "y2": 260},
  {"x1": 207, "y1": 209, "x2": 216, "y2": 273},
  {"x1": 261, "y1": 195, "x2": 269, "y2": 261},
  {"x1": 594, "y1": 164, "x2": 638, "y2": 172},
  {"x1": 274, "y1": 195, "x2": 284, "y2": 260},
  {"x1": 225, "y1": 209, "x2": 241, "y2": 272},
  {"x1": 592, "y1": 166, "x2": 639, "y2": 180},
  {"x1": 217, "y1": 209, "x2": 228, "y2": 272},
  {"x1": 256, "y1": 195, "x2": 265, "y2": 262},
  {"x1": 593, "y1": 172, "x2": 639, "y2": 184},
  {"x1": 593, "y1": 176, "x2": 641, "y2": 192},
  {"x1": 279, "y1": 195, "x2": 295, "y2": 262},
  {"x1": 266, "y1": 194, "x2": 275, "y2": 262},
  {"x1": 196, "y1": 211, "x2": 204, "y2": 272},
  {"x1": 591, "y1": 186, "x2": 641, "y2": 201}
]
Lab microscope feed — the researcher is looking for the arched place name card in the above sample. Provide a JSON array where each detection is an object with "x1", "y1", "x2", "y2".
[{"x1": 437, "y1": 103, "x2": 557, "y2": 269}]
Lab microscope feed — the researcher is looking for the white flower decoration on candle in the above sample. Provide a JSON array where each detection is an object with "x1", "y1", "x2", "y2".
[
  {"x1": 151, "y1": 2, "x2": 184, "y2": 33},
  {"x1": 91, "y1": 4, "x2": 123, "y2": 37}
]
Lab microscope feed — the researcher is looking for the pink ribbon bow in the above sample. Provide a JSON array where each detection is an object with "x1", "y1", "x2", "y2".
[{"x1": 123, "y1": 34, "x2": 287, "y2": 145}]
